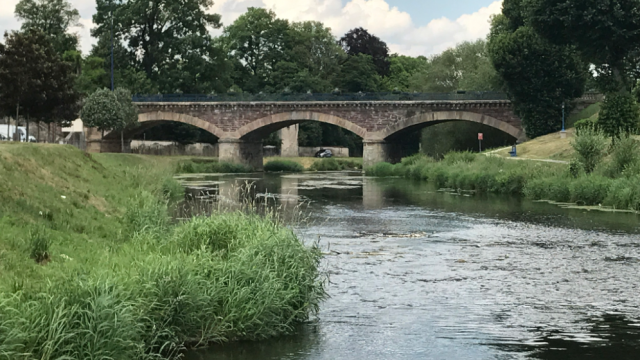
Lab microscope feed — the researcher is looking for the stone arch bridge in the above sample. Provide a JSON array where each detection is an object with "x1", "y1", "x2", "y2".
[{"x1": 90, "y1": 95, "x2": 600, "y2": 169}]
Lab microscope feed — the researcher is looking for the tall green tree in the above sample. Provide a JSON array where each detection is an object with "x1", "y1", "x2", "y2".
[
  {"x1": 339, "y1": 27, "x2": 390, "y2": 77},
  {"x1": 270, "y1": 21, "x2": 344, "y2": 93},
  {"x1": 337, "y1": 54, "x2": 380, "y2": 92},
  {"x1": 92, "y1": 0, "x2": 223, "y2": 94},
  {"x1": 14, "y1": 0, "x2": 81, "y2": 54},
  {"x1": 383, "y1": 55, "x2": 429, "y2": 92},
  {"x1": 222, "y1": 8, "x2": 290, "y2": 93},
  {"x1": 0, "y1": 30, "x2": 79, "y2": 142},
  {"x1": 526, "y1": 0, "x2": 640, "y2": 94},
  {"x1": 410, "y1": 40, "x2": 500, "y2": 93},
  {"x1": 488, "y1": 8, "x2": 587, "y2": 138}
]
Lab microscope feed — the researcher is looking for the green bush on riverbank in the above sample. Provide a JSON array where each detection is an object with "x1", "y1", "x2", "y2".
[
  {"x1": 176, "y1": 159, "x2": 253, "y2": 173},
  {"x1": 367, "y1": 143, "x2": 640, "y2": 211},
  {"x1": 0, "y1": 143, "x2": 325, "y2": 359},
  {"x1": 309, "y1": 158, "x2": 362, "y2": 171}
]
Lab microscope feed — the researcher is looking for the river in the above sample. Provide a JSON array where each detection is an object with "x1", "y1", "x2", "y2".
[{"x1": 177, "y1": 171, "x2": 640, "y2": 360}]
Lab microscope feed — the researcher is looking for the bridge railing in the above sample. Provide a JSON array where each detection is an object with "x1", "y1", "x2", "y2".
[{"x1": 132, "y1": 91, "x2": 510, "y2": 103}]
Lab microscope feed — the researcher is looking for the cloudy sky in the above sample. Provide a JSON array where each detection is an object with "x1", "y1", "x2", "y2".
[{"x1": 0, "y1": 0, "x2": 502, "y2": 57}]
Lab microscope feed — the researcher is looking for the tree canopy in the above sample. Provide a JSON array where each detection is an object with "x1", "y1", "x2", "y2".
[
  {"x1": 0, "y1": 30, "x2": 79, "y2": 125},
  {"x1": 14, "y1": 0, "x2": 81, "y2": 54},
  {"x1": 340, "y1": 27, "x2": 391, "y2": 77}
]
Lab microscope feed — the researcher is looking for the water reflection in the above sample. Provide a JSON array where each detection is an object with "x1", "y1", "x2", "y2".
[{"x1": 177, "y1": 172, "x2": 640, "y2": 360}]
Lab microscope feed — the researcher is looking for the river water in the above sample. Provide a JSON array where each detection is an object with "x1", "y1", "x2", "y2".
[{"x1": 178, "y1": 172, "x2": 640, "y2": 360}]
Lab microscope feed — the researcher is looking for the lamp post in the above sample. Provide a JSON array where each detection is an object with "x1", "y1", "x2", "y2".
[
  {"x1": 560, "y1": 102, "x2": 567, "y2": 139},
  {"x1": 110, "y1": 0, "x2": 114, "y2": 91}
]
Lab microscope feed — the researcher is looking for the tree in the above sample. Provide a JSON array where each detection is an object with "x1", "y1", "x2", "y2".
[
  {"x1": 0, "y1": 30, "x2": 79, "y2": 142},
  {"x1": 337, "y1": 54, "x2": 380, "y2": 93},
  {"x1": 277, "y1": 21, "x2": 344, "y2": 93},
  {"x1": 383, "y1": 55, "x2": 429, "y2": 92},
  {"x1": 82, "y1": 87, "x2": 138, "y2": 152},
  {"x1": 222, "y1": 8, "x2": 290, "y2": 93},
  {"x1": 14, "y1": 0, "x2": 81, "y2": 55},
  {"x1": 488, "y1": 12, "x2": 587, "y2": 138},
  {"x1": 340, "y1": 28, "x2": 390, "y2": 77},
  {"x1": 92, "y1": 0, "x2": 222, "y2": 93},
  {"x1": 526, "y1": 0, "x2": 640, "y2": 94},
  {"x1": 408, "y1": 40, "x2": 500, "y2": 93}
]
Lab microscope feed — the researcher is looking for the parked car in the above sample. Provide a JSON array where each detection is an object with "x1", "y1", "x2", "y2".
[{"x1": 315, "y1": 149, "x2": 333, "y2": 158}]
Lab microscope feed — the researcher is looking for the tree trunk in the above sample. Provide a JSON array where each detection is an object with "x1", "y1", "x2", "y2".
[
  {"x1": 120, "y1": 130, "x2": 124, "y2": 153},
  {"x1": 26, "y1": 115, "x2": 29, "y2": 143},
  {"x1": 37, "y1": 121, "x2": 40, "y2": 143},
  {"x1": 101, "y1": 129, "x2": 104, "y2": 153}
]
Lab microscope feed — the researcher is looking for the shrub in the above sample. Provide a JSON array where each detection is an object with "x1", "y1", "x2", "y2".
[
  {"x1": 598, "y1": 92, "x2": 640, "y2": 139},
  {"x1": 571, "y1": 127, "x2": 608, "y2": 174},
  {"x1": 606, "y1": 134, "x2": 639, "y2": 177},
  {"x1": 569, "y1": 175, "x2": 611, "y2": 205},
  {"x1": 309, "y1": 158, "x2": 361, "y2": 171},
  {"x1": 264, "y1": 160, "x2": 304, "y2": 173},
  {"x1": 176, "y1": 160, "x2": 253, "y2": 174},
  {"x1": 366, "y1": 162, "x2": 396, "y2": 177},
  {"x1": 442, "y1": 151, "x2": 476, "y2": 165},
  {"x1": 604, "y1": 176, "x2": 640, "y2": 210}
]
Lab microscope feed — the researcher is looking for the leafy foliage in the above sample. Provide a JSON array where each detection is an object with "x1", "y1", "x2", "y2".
[
  {"x1": 526, "y1": 0, "x2": 640, "y2": 93},
  {"x1": 81, "y1": 87, "x2": 138, "y2": 133},
  {"x1": 488, "y1": 21, "x2": 587, "y2": 138},
  {"x1": 14, "y1": 0, "x2": 81, "y2": 54},
  {"x1": 339, "y1": 27, "x2": 390, "y2": 77},
  {"x1": 571, "y1": 127, "x2": 608, "y2": 174},
  {"x1": 93, "y1": 0, "x2": 225, "y2": 94},
  {"x1": 0, "y1": 30, "x2": 79, "y2": 126},
  {"x1": 337, "y1": 54, "x2": 380, "y2": 92},
  {"x1": 598, "y1": 93, "x2": 640, "y2": 139}
]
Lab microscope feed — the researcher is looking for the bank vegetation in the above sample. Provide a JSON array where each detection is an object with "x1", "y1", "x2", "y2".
[
  {"x1": 0, "y1": 143, "x2": 325, "y2": 359},
  {"x1": 367, "y1": 129, "x2": 640, "y2": 211}
]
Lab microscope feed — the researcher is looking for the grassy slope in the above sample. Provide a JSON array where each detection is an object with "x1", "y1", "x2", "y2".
[
  {"x1": 491, "y1": 103, "x2": 605, "y2": 161},
  {"x1": 0, "y1": 143, "x2": 176, "y2": 283},
  {"x1": 0, "y1": 144, "x2": 324, "y2": 359}
]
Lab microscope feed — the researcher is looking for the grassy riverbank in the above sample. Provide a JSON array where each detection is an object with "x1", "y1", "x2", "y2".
[
  {"x1": 263, "y1": 156, "x2": 362, "y2": 171},
  {"x1": 367, "y1": 147, "x2": 640, "y2": 211},
  {"x1": 0, "y1": 143, "x2": 325, "y2": 359}
]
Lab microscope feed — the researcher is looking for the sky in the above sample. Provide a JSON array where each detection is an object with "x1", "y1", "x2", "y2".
[{"x1": 0, "y1": 0, "x2": 502, "y2": 57}]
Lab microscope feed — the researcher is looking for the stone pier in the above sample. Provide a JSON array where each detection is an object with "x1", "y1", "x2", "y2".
[
  {"x1": 279, "y1": 125, "x2": 299, "y2": 157},
  {"x1": 363, "y1": 141, "x2": 402, "y2": 167},
  {"x1": 218, "y1": 139, "x2": 264, "y2": 171}
]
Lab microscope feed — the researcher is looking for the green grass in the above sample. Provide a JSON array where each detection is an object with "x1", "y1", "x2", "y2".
[
  {"x1": 264, "y1": 160, "x2": 305, "y2": 173},
  {"x1": 176, "y1": 159, "x2": 253, "y2": 173},
  {"x1": 309, "y1": 158, "x2": 362, "y2": 171},
  {"x1": 366, "y1": 148, "x2": 640, "y2": 211},
  {"x1": 0, "y1": 143, "x2": 325, "y2": 359}
]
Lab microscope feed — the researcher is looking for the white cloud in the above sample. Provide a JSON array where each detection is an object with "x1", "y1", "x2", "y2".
[{"x1": 0, "y1": 0, "x2": 502, "y2": 57}]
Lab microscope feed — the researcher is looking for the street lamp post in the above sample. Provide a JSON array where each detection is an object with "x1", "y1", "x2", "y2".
[
  {"x1": 110, "y1": 0, "x2": 114, "y2": 91},
  {"x1": 560, "y1": 102, "x2": 567, "y2": 139}
]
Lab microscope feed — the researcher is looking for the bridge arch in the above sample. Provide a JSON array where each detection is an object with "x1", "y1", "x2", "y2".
[
  {"x1": 136, "y1": 111, "x2": 226, "y2": 139},
  {"x1": 237, "y1": 111, "x2": 368, "y2": 140},
  {"x1": 378, "y1": 111, "x2": 525, "y2": 141},
  {"x1": 103, "y1": 111, "x2": 226, "y2": 140}
]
